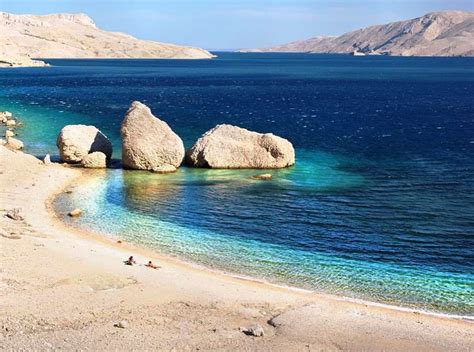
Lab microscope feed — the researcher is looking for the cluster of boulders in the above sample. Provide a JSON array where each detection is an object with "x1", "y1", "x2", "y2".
[
  {"x1": 1, "y1": 111, "x2": 24, "y2": 150},
  {"x1": 118, "y1": 101, "x2": 295, "y2": 171},
  {"x1": 53, "y1": 101, "x2": 296, "y2": 172},
  {"x1": 56, "y1": 125, "x2": 112, "y2": 168}
]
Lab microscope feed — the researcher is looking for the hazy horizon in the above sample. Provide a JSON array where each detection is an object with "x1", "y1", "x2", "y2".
[{"x1": 2, "y1": 0, "x2": 474, "y2": 50}]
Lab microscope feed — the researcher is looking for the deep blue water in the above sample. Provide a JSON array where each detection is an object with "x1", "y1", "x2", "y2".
[{"x1": 1, "y1": 53, "x2": 473, "y2": 315}]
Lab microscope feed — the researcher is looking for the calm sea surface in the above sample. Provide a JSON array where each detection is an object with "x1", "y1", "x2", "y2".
[{"x1": 0, "y1": 53, "x2": 473, "y2": 315}]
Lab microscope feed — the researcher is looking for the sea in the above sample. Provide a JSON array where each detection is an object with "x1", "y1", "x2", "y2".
[{"x1": 0, "y1": 53, "x2": 473, "y2": 316}]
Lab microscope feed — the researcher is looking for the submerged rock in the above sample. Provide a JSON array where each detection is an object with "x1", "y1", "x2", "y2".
[
  {"x1": 56, "y1": 125, "x2": 112, "y2": 163},
  {"x1": 186, "y1": 124, "x2": 295, "y2": 169},
  {"x1": 121, "y1": 101, "x2": 185, "y2": 170},
  {"x1": 152, "y1": 164, "x2": 177, "y2": 174},
  {"x1": 81, "y1": 151, "x2": 107, "y2": 168},
  {"x1": 253, "y1": 173, "x2": 273, "y2": 180}
]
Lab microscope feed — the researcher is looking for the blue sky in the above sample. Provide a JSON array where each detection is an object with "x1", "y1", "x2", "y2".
[{"x1": 2, "y1": 0, "x2": 473, "y2": 49}]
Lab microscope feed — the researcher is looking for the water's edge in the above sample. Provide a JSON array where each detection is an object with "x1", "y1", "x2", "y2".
[{"x1": 47, "y1": 172, "x2": 474, "y2": 321}]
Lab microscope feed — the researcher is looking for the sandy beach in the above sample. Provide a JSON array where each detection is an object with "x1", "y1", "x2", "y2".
[{"x1": 0, "y1": 144, "x2": 473, "y2": 351}]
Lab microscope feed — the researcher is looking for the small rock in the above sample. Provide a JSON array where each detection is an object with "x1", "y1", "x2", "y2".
[
  {"x1": 240, "y1": 324, "x2": 265, "y2": 337},
  {"x1": 6, "y1": 208, "x2": 24, "y2": 221},
  {"x1": 114, "y1": 320, "x2": 128, "y2": 329},
  {"x1": 5, "y1": 119, "x2": 16, "y2": 127},
  {"x1": 68, "y1": 208, "x2": 82, "y2": 217},
  {"x1": 6, "y1": 137, "x2": 23, "y2": 150},
  {"x1": 81, "y1": 151, "x2": 107, "y2": 168},
  {"x1": 253, "y1": 173, "x2": 272, "y2": 180},
  {"x1": 5, "y1": 130, "x2": 14, "y2": 138},
  {"x1": 152, "y1": 164, "x2": 177, "y2": 174},
  {"x1": 64, "y1": 188, "x2": 74, "y2": 194},
  {"x1": 3, "y1": 111, "x2": 12, "y2": 118},
  {"x1": 43, "y1": 154, "x2": 51, "y2": 165}
]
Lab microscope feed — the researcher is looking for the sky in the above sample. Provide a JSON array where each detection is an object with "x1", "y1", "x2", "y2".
[{"x1": 1, "y1": 0, "x2": 473, "y2": 49}]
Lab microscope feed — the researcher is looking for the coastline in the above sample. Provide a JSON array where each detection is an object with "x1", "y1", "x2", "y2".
[
  {"x1": 1, "y1": 145, "x2": 473, "y2": 350},
  {"x1": 48, "y1": 189, "x2": 474, "y2": 323}
]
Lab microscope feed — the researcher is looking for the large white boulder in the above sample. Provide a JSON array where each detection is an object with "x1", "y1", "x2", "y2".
[
  {"x1": 56, "y1": 125, "x2": 112, "y2": 163},
  {"x1": 186, "y1": 124, "x2": 295, "y2": 169},
  {"x1": 120, "y1": 101, "x2": 184, "y2": 170}
]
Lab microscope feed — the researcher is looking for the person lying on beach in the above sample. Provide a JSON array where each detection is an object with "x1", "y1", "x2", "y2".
[
  {"x1": 145, "y1": 260, "x2": 160, "y2": 269},
  {"x1": 124, "y1": 256, "x2": 136, "y2": 265}
]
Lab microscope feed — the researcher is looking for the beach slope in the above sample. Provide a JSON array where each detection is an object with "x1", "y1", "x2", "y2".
[{"x1": 0, "y1": 145, "x2": 473, "y2": 350}]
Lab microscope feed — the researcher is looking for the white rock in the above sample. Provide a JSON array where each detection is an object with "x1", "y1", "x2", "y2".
[
  {"x1": 56, "y1": 124, "x2": 112, "y2": 163},
  {"x1": 152, "y1": 164, "x2": 177, "y2": 174},
  {"x1": 5, "y1": 130, "x2": 14, "y2": 138},
  {"x1": 121, "y1": 101, "x2": 185, "y2": 170},
  {"x1": 81, "y1": 151, "x2": 107, "y2": 168},
  {"x1": 186, "y1": 124, "x2": 295, "y2": 169},
  {"x1": 240, "y1": 324, "x2": 265, "y2": 337},
  {"x1": 68, "y1": 208, "x2": 82, "y2": 217},
  {"x1": 43, "y1": 154, "x2": 51, "y2": 165},
  {"x1": 6, "y1": 137, "x2": 23, "y2": 150},
  {"x1": 5, "y1": 119, "x2": 16, "y2": 127},
  {"x1": 253, "y1": 173, "x2": 273, "y2": 180},
  {"x1": 114, "y1": 320, "x2": 128, "y2": 329}
]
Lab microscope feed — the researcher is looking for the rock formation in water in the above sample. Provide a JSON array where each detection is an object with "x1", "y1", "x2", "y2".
[
  {"x1": 81, "y1": 151, "x2": 107, "y2": 168},
  {"x1": 121, "y1": 101, "x2": 185, "y2": 171},
  {"x1": 0, "y1": 12, "x2": 214, "y2": 67},
  {"x1": 186, "y1": 124, "x2": 295, "y2": 169},
  {"x1": 56, "y1": 125, "x2": 113, "y2": 163},
  {"x1": 246, "y1": 11, "x2": 474, "y2": 57}
]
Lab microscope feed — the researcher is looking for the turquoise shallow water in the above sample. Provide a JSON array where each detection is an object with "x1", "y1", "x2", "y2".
[{"x1": 1, "y1": 54, "x2": 473, "y2": 315}]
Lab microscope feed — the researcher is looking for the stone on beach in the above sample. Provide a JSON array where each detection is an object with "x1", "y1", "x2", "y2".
[
  {"x1": 5, "y1": 119, "x2": 16, "y2": 127},
  {"x1": 5, "y1": 130, "x2": 14, "y2": 138},
  {"x1": 43, "y1": 154, "x2": 51, "y2": 165},
  {"x1": 81, "y1": 151, "x2": 107, "y2": 168},
  {"x1": 68, "y1": 208, "x2": 82, "y2": 217},
  {"x1": 5, "y1": 208, "x2": 24, "y2": 221},
  {"x1": 121, "y1": 101, "x2": 185, "y2": 170},
  {"x1": 56, "y1": 124, "x2": 112, "y2": 163},
  {"x1": 240, "y1": 324, "x2": 265, "y2": 337},
  {"x1": 6, "y1": 137, "x2": 23, "y2": 150},
  {"x1": 114, "y1": 320, "x2": 129, "y2": 329},
  {"x1": 186, "y1": 124, "x2": 295, "y2": 169}
]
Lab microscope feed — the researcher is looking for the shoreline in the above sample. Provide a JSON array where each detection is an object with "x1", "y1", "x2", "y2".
[
  {"x1": 1, "y1": 145, "x2": 473, "y2": 350},
  {"x1": 46, "y1": 170, "x2": 473, "y2": 322},
  {"x1": 47, "y1": 180, "x2": 474, "y2": 322}
]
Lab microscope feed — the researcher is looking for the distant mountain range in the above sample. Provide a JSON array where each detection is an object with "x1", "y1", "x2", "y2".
[
  {"x1": 244, "y1": 11, "x2": 474, "y2": 57},
  {"x1": 0, "y1": 12, "x2": 214, "y2": 67}
]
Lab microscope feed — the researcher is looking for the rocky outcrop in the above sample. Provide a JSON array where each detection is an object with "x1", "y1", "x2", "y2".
[
  {"x1": 6, "y1": 137, "x2": 23, "y2": 150},
  {"x1": 0, "y1": 57, "x2": 48, "y2": 68},
  {"x1": 81, "y1": 151, "x2": 107, "y2": 168},
  {"x1": 246, "y1": 11, "x2": 474, "y2": 57},
  {"x1": 0, "y1": 12, "x2": 214, "y2": 63},
  {"x1": 121, "y1": 101, "x2": 185, "y2": 171},
  {"x1": 186, "y1": 124, "x2": 295, "y2": 169},
  {"x1": 56, "y1": 125, "x2": 112, "y2": 163}
]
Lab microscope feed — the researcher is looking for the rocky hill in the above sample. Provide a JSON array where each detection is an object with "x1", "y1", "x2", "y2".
[
  {"x1": 247, "y1": 11, "x2": 474, "y2": 57},
  {"x1": 0, "y1": 12, "x2": 214, "y2": 66}
]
